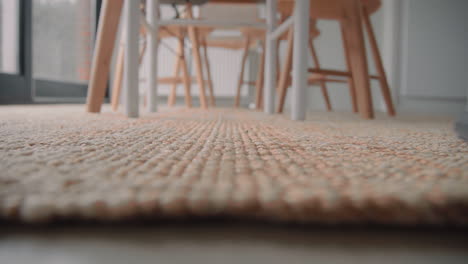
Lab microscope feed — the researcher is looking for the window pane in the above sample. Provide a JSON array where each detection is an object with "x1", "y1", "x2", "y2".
[
  {"x1": 0, "y1": 0, "x2": 20, "y2": 74},
  {"x1": 33, "y1": 0, "x2": 95, "y2": 83}
]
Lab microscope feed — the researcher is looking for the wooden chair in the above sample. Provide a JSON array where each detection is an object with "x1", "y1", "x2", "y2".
[
  {"x1": 200, "y1": 4, "x2": 322, "y2": 109},
  {"x1": 110, "y1": 4, "x2": 215, "y2": 110},
  {"x1": 208, "y1": 3, "x2": 330, "y2": 112},
  {"x1": 276, "y1": 18, "x2": 334, "y2": 113},
  {"x1": 110, "y1": 24, "x2": 148, "y2": 111},
  {"x1": 198, "y1": 3, "x2": 265, "y2": 108},
  {"x1": 276, "y1": 0, "x2": 395, "y2": 116},
  {"x1": 234, "y1": 27, "x2": 266, "y2": 108},
  {"x1": 163, "y1": 25, "x2": 216, "y2": 107},
  {"x1": 238, "y1": 22, "x2": 327, "y2": 111}
]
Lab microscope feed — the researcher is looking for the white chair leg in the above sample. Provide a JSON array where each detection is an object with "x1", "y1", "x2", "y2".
[
  {"x1": 291, "y1": 0, "x2": 310, "y2": 121},
  {"x1": 123, "y1": 0, "x2": 139, "y2": 118},
  {"x1": 263, "y1": 0, "x2": 277, "y2": 114},
  {"x1": 146, "y1": 0, "x2": 159, "y2": 112}
]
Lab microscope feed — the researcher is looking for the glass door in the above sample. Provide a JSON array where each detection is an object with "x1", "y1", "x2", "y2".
[
  {"x1": 32, "y1": 0, "x2": 98, "y2": 102},
  {"x1": 0, "y1": 0, "x2": 30, "y2": 103}
]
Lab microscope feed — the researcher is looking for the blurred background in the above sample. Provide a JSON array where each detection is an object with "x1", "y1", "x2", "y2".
[
  {"x1": 1, "y1": 0, "x2": 467, "y2": 115},
  {"x1": 1, "y1": 2, "x2": 468, "y2": 263}
]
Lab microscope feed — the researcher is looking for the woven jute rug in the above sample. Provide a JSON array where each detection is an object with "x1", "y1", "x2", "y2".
[{"x1": 1, "y1": 105, "x2": 467, "y2": 225}]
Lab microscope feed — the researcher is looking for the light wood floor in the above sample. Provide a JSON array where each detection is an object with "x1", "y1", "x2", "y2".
[{"x1": 1, "y1": 223, "x2": 467, "y2": 264}]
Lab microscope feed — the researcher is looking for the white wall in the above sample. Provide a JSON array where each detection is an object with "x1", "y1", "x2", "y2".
[
  {"x1": 402, "y1": 0, "x2": 467, "y2": 99},
  {"x1": 397, "y1": 0, "x2": 468, "y2": 115},
  {"x1": 0, "y1": 0, "x2": 19, "y2": 74}
]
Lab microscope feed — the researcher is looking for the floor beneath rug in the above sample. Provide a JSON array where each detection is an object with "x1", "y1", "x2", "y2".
[
  {"x1": 1, "y1": 223, "x2": 467, "y2": 264},
  {"x1": 1, "y1": 105, "x2": 467, "y2": 224}
]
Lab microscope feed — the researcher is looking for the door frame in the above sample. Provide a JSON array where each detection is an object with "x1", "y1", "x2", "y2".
[
  {"x1": 0, "y1": 0, "x2": 32, "y2": 104},
  {"x1": 0, "y1": 0, "x2": 105, "y2": 104},
  {"x1": 381, "y1": 0, "x2": 467, "y2": 115}
]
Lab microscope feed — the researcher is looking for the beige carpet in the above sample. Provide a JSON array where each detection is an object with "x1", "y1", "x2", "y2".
[{"x1": 1, "y1": 105, "x2": 467, "y2": 224}]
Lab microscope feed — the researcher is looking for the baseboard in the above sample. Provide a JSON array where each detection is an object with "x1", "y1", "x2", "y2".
[
  {"x1": 455, "y1": 112, "x2": 468, "y2": 141},
  {"x1": 397, "y1": 96, "x2": 467, "y2": 116},
  {"x1": 141, "y1": 95, "x2": 246, "y2": 108}
]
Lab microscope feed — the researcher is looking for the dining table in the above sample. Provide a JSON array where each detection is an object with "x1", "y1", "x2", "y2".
[{"x1": 86, "y1": 0, "x2": 373, "y2": 120}]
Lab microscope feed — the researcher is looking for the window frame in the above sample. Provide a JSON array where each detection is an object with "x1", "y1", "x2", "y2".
[{"x1": 0, "y1": 0, "x2": 105, "y2": 104}]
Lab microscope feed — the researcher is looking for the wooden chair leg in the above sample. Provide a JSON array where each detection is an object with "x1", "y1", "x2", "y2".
[
  {"x1": 139, "y1": 39, "x2": 148, "y2": 107},
  {"x1": 309, "y1": 38, "x2": 332, "y2": 111},
  {"x1": 277, "y1": 28, "x2": 294, "y2": 113},
  {"x1": 139, "y1": 39, "x2": 147, "y2": 65},
  {"x1": 340, "y1": 23, "x2": 358, "y2": 113},
  {"x1": 235, "y1": 37, "x2": 251, "y2": 107},
  {"x1": 111, "y1": 42, "x2": 125, "y2": 111},
  {"x1": 343, "y1": 0, "x2": 374, "y2": 119},
  {"x1": 276, "y1": 38, "x2": 281, "y2": 83},
  {"x1": 168, "y1": 54, "x2": 182, "y2": 107},
  {"x1": 87, "y1": 0, "x2": 124, "y2": 113},
  {"x1": 362, "y1": 6, "x2": 395, "y2": 116},
  {"x1": 178, "y1": 35, "x2": 193, "y2": 108},
  {"x1": 168, "y1": 39, "x2": 183, "y2": 107},
  {"x1": 186, "y1": 4, "x2": 208, "y2": 109},
  {"x1": 111, "y1": 36, "x2": 147, "y2": 111},
  {"x1": 255, "y1": 41, "x2": 266, "y2": 110},
  {"x1": 202, "y1": 39, "x2": 216, "y2": 107}
]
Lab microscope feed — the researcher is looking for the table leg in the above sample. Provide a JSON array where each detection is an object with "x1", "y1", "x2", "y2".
[
  {"x1": 146, "y1": 0, "x2": 159, "y2": 112},
  {"x1": 86, "y1": 0, "x2": 124, "y2": 113},
  {"x1": 291, "y1": 0, "x2": 310, "y2": 121},
  {"x1": 263, "y1": 0, "x2": 277, "y2": 114},
  {"x1": 123, "y1": 0, "x2": 139, "y2": 118}
]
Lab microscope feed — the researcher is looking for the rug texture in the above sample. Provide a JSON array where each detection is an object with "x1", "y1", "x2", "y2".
[{"x1": 1, "y1": 105, "x2": 467, "y2": 225}]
